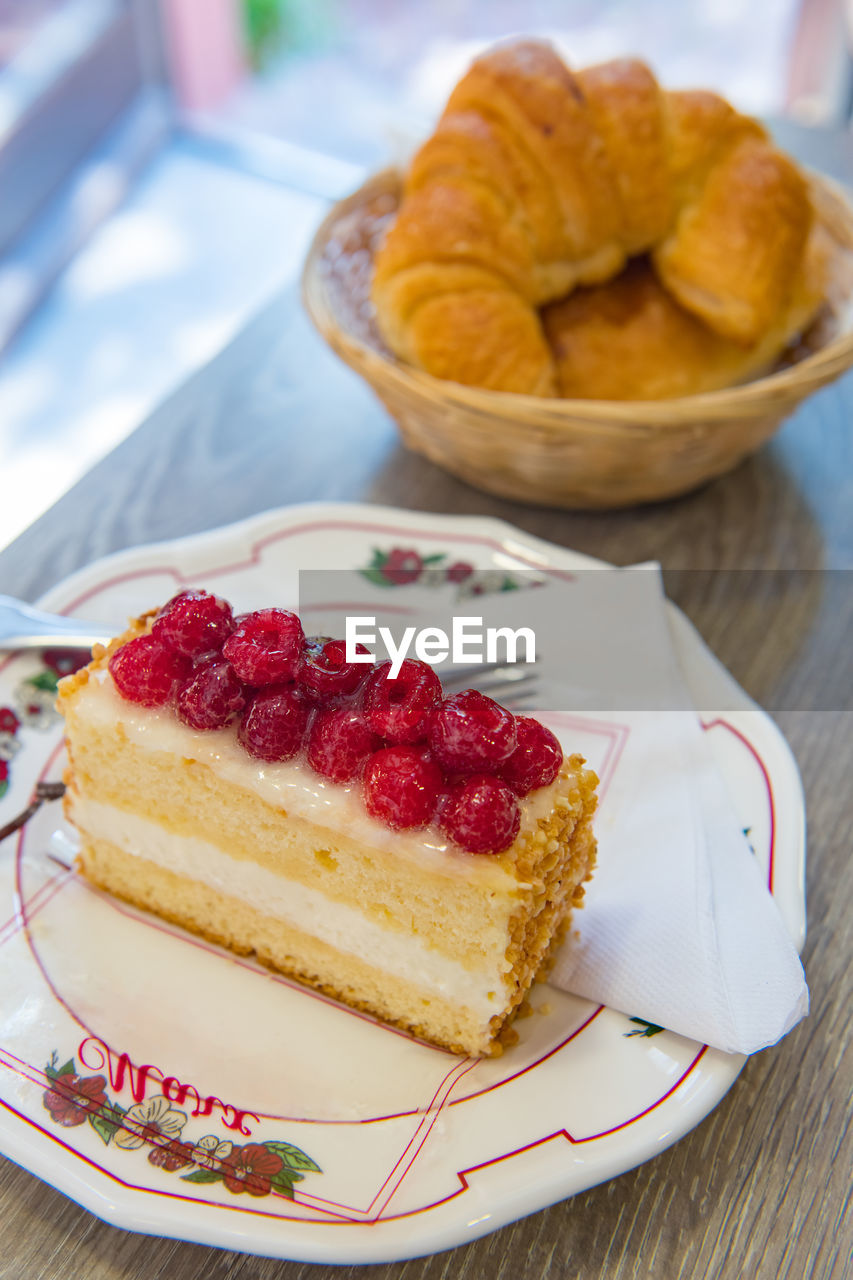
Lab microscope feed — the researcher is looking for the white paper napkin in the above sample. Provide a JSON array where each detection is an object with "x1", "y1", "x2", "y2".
[{"x1": 545, "y1": 704, "x2": 809, "y2": 1054}]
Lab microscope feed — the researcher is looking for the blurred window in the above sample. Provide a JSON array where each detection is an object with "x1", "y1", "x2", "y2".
[
  {"x1": 214, "y1": 0, "x2": 811, "y2": 172},
  {"x1": 0, "y1": 0, "x2": 167, "y2": 257}
]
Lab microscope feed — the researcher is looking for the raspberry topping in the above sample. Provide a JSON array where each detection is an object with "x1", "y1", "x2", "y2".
[
  {"x1": 106, "y1": 593, "x2": 567, "y2": 855},
  {"x1": 500, "y1": 717, "x2": 563, "y2": 795},
  {"x1": 152, "y1": 590, "x2": 235, "y2": 658},
  {"x1": 363, "y1": 746, "x2": 444, "y2": 829},
  {"x1": 438, "y1": 775, "x2": 521, "y2": 854},
  {"x1": 176, "y1": 659, "x2": 246, "y2": 731},
  {"x1": 362, "y1": 659, "x2": 442, "y2": 743},
  {"x1": 238, "y1": 684, "x2": 312, "y2": 761},
  {"x1": 307, "y1": 706, "x2": 382, "y2": 782},
  {"x1": 428, "y1": 689, "x2": 517, "y2": 774},
  {"x1": 223, "y1": 609, "x2": 305, "y2": 685},
  {"x1": 108, "y1": 635, "x2": 192, "y2": 707},
  {"x1": 299, "y1": 638, "x2": 371, "y2": 702}
]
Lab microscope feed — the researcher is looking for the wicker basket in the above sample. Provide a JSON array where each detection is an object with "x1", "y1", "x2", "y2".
[{"x1": 302, "y1": 167, "x2": 853, "y2": 509}]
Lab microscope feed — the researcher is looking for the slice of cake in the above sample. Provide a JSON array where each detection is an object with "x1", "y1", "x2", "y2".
[{"x1": 58, "y1": 591, "x2": 597, "y2": 1057}]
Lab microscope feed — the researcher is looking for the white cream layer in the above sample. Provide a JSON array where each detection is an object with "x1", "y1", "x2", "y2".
[
  {"x1": 77, "y1": 673, "x2": 566, "y2": 888},
  {"x1": 74, "y1": 796, "x2": 509, "y2": 1020}
]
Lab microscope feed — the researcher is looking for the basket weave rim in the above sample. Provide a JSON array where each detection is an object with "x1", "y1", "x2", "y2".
[{"x1": 302, "y1": 165, "x2": 853, "y2": 427}]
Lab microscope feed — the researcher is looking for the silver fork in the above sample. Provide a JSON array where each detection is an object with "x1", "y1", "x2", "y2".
[
  {"x1": 0, "y1": 595, "x2": 109, "y2": 651},
  {"x1": 441, "y1": 661, "x2": 540, "y2": 711},
  {"x1": 0, "y1": 595, "x2": 540, "y2": 710}
]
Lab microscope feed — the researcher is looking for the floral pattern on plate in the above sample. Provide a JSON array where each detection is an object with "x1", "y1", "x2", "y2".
[
  {"x1": 359, "y1": 545, "x2": 543, "y2": 598},
  {"x1": 0, "y1": 650, "x2": 89, "y2": 798},
  {"x1": 42, "y1": 1049, "x2": 321, "y2": 1198}
]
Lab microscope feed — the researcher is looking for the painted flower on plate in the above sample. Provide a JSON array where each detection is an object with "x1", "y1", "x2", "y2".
[
  {"x1": 192, "y1": 1134, "x2": 234, "y2": 1170},
  {"x1": 0, "y1": 707, "x2": 20, "y2": 734},
  {"x1": 13, "y1": 681, "x2": 59, "y2": 729},
  {"x1": 455, "y1": 569, "x2": 514, "y2": 598},
  {"x1": 381, "y1": 548, "x2": 424, "y2": 584},
  {"x1": 114, "y1": 1094, "x2": 187, "y2": 1150},
  {"x1": 221, "y1": 1143, "x2": 284, "y2": 1196},
  {"x1": 42, "y1": 1072, "x2": 108, "y2": 1127},
  {"x1": 445, "y1": 561, "x2": 474, "y2": 583},
  {"x1": 42, "y1": 649, "x2": 90, "y2": 679},
  {"x1": 148, "y1": 1138, "x2": 195, "y2": 1171}
]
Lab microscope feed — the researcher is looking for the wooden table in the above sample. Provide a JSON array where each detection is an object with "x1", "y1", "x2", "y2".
[{"x1": 0, "y1": 121, "x2": 850, "y2": 1280}]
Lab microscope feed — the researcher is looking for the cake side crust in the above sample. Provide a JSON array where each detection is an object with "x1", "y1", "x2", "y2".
[{"x1": 494, "y1": 781, "x2": 597, "y2": 1041}]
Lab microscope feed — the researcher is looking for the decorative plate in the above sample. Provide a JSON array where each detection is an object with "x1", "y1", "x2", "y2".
[{"x1": 0, "y1": 503, "x2": 805, "y2": 1264}]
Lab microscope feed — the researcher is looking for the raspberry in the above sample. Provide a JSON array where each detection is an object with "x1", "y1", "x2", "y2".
[
  {"x1": 152, "y1": 589, "x2": 235, "y2": 658},
  {"x1": 176, "y1": 659, "x2": 246, "y2": 731},
  {"x1": 307, "y1": 706, "x2": 382, "y2": 782},
  {"x1": 223, "y1": 609, "x2": 304, "y2": 685},
  {"x1": 238, "y1": 685, "x2": 312, "y2": 761},
  {"x1": 298, "y1": 638, "x2": 372, "y2": 702},
  {"x1": 109, "y1": 635, "x2": 192, "y2": 707},
  {"x1": 363, "y1": 746, "x2": 444, "y2": 829},
  {"x1": 439, "y1": 775, "x2": 521, "y2": 854},
  {"x1": 428, "y1": 690, "x2": 517, "y2": 774},
  {"x1": 362, "y1": 659, "x2": 442, "y2": 743},
  {"x1": 500, "y1": 717, "x2": 563, "y2": 795}
]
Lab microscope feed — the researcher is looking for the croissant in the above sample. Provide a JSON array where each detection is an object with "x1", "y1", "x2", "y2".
[
  {"x1": 371, "y1": 40, "x2": 819, "y2": 397},
  {"x1": 543, "y1": 230, "x2": 829, "y2": 400}
]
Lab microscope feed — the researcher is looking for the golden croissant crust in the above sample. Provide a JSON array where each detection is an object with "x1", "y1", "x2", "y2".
[{"x1": 371, "y1": 40, "x2": 822, "y2": 398}]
